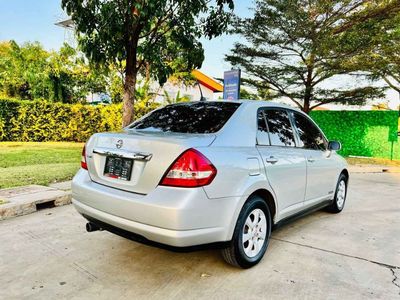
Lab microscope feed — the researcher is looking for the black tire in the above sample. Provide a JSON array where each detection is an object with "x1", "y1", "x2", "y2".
[
  {"x1": 326, "y1": 173, "x2": 348, "y2": 213},
  {"x1": 221, "y1": 195, "x2": 272, "y2": 268}
]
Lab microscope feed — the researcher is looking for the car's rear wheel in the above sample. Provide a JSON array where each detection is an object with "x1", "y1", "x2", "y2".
[
  {"x1": 327, "y1": 173, "x2": 348, "y2": 213},
  {"x1": 222, "y1": 195, "x2": 271, "y2": 268}
]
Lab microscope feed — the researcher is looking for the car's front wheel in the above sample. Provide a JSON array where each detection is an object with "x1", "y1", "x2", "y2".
[
  {"x1": 222, "y1": 195, "x2": 272, "y2": 268},
  {"x1": 327, "y1": 173, "x2": 348, "y2": 213}
]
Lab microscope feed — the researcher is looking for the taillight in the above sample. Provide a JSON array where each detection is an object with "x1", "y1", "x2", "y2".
[
  {"x1": 160, "y1": 148, "x2": 217, "y2": 187},
  {"x1": 81, "y1": 145, "x2": 88, "y2": 170}
]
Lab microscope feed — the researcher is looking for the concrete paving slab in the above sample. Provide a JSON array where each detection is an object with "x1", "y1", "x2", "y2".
[
  {"x1": 0, "y1": 185, "x2": 71, "y2": 220},
  {"x1": 0, "y1": 173, "x2": 399, "y2": 299},
  {"x1": 273, "y1": 173, "x2": 400, "y2": 267},
  {"x1": 348, "y1": 165, "x2": 400, "y2": 173},
  {"x1": 49, "y1": 181, "x2": 72, "y2": 191}
]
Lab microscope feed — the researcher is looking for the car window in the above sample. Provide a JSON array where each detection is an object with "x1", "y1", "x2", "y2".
[
  {"x1": 130, "y1": 102, "x2": 241, "y2": 134},
  {"x1": 264, "y1": 109, "x2": 296, "y2": 147},
  {"x1": 257, "y1": 110, "x2": 270, "y2": 145},
  {"x1": 292, "y1": 112, "x2": 327, "y2": 150}
]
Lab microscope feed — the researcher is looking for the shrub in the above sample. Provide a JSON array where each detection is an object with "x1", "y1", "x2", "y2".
[
  {"x1": 0, "y1": 99, "x2": 160, "y2": 142},
  {"x1": 1, "y1": 98, "x2": 399, "y2": 160},
  {"x1": 310, "y1": 110, "x2": 399, "y2": 160}
]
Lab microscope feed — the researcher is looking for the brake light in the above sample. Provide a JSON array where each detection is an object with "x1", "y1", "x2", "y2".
[
  {"x1": 160, "y1": 149, "x2": 217, "y2": 187},
  {"x1": 81, "y1": 145, "x2": 88, "y2": 170}
]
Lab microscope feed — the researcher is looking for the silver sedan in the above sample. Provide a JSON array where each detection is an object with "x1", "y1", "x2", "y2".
[{"x1": 72, "y1": 100, "x2": 348, "y2": 268}]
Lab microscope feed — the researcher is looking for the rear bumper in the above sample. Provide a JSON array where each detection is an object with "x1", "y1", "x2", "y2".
[
  {"x1": 72, "y1": 169, "x2": 240, "y2": 247},
  {"x1": 74, "y1": 199, "x2": 225, "y2": 247}
]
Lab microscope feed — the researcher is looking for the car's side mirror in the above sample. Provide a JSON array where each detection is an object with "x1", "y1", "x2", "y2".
[{"x1": 328, "y1": 141, "x2": 341, "y2": 151}]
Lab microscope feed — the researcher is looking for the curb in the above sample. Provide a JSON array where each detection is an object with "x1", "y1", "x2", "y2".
[
  {"x1": 0, "y1": 184, "x2": 72, "y2": 221},
  {"x1": 348, "y1": 166, "x2": 400, "y2": 174}
]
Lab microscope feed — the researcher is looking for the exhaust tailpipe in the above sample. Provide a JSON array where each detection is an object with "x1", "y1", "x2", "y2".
[{"x1": 86, "y1": 222, "x2": 101, "y2": 232}]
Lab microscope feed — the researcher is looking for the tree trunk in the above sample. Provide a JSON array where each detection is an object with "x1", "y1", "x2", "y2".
[
  {"x1": 122, "y1": 36, "x2": 138, "y2": 127},
  {"x1": 303, "y1": 82, "x2": 312, "y2": 114},
  {"x1": 303, "y1": 54, "x2": 314, "y2": 114},
  {"x1": 122, "y1": 70, "x2": 136, "y2": 127},
  {"x1": 303, "y1": 99, "x2": 310, "y2": 114}
]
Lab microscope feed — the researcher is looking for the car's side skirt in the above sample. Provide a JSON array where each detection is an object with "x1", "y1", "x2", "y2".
[{"x1": 273, "y1": 199, "x2": 333, "y2": 230}]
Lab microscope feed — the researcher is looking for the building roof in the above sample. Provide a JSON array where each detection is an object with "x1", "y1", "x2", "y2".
[
  {"x1": 313, "y1": 106, "x2": 330, "y2": 111},
  {"x1": 55, "y1": 19, "x2": 74, "y2": 29},
  {"x1": 191, "y1": 70, "x2": 223, "y2": 93}
]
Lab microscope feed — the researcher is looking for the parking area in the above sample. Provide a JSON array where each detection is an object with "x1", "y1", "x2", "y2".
[{"x1": 1, "y1": 172, "x2": 399, "y2": 299}]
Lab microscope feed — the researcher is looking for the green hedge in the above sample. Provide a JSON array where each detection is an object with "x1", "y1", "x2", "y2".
[
  {"x1": 0, "y1": 99, "x2": 159, "y2": 142},
  {"x1": 1, "y1": 99, "x2": 399, "y2": 159},
  {"x1": 310, "y1": 110, "x2": 400, "y2": 159}
]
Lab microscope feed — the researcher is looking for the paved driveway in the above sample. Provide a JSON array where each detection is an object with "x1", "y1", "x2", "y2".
[{"x1": 1, "y1": 173, "x2": 399, "y2": 299}]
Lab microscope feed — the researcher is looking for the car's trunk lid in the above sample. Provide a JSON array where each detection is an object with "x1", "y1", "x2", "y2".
[{"x1": 85, "y1": 131, "x2": 216, "y2": 194}]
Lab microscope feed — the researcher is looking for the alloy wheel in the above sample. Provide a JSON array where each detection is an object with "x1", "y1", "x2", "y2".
[
  {"x1": 242, "y1": 208, "x2": 267, "y2": 258},
  {"x1": 336, "y1": 180, "x2": 346, "y2": 209}
]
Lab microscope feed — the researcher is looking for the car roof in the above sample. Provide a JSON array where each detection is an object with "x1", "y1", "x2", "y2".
[
  {"x1": 166, "y1": 99, "x2": 300, "y2": 111},
  {"x1": 203, "y1": 99, "x2": 301, "y2": 112}
]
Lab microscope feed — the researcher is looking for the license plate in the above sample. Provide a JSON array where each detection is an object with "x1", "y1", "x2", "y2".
[{"x1": 104, "y1": 156, "x2": 133, "y2": 181}]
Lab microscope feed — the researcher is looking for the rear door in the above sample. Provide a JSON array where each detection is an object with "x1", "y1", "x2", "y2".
[
  {"x1": 290, "y1": 111, "x2": 337, "y2": 206},
  {"x1": 256, "y1": 108, "x2": 307, "y2": 219}
]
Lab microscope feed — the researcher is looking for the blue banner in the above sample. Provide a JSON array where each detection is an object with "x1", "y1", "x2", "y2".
[{"x1": 223, "y1": 69, "x2": 241, "y2": 100}]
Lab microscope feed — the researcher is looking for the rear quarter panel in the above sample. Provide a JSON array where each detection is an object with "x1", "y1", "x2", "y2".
[
  {"x1": 199, "y1": 146, "x2": 279, "y2": 236},
  {"x1": 200, "y1": 147, "x2": 273, "y2": 199}
]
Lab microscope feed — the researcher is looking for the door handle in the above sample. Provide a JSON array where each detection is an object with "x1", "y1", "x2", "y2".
[
  {"x1": 266, "y1": 156, "x2": 278, "y2": 164},
  {"x1": 307, "y1": 157, "x2": 315, "y2": 163}
]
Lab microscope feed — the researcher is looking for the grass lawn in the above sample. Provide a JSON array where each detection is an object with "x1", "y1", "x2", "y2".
[{"x1": 0, "y1": 142, "x2": 83, "y2": 189}]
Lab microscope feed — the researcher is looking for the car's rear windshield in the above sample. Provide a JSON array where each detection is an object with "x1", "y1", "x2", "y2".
[{"x1": 129, "y1": 102, "x2": 241, "y2": 134}]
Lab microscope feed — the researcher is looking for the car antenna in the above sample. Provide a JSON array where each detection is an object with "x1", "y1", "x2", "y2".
[{"x1": 197, "y1": 82, "x2": 206, "y2": 101}]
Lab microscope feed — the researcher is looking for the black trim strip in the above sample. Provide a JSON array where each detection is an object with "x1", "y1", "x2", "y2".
[
  {"x1": 273, "y1": 200, "x2": 333, "y2": 230},
  {"x1": 82, "y1": 214, "x2": 229, "y2": 253}
]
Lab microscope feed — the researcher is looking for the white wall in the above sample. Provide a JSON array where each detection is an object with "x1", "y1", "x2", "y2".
[{"x1": 153, "y1": 82, "x2": 215, "y2": 103}]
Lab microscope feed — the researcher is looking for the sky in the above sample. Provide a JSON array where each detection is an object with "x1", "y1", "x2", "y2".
[
  {"x1": 0, "y1": 0, "x2": 399, "y2": 109},
  {"x1": 0, "y1": 0, "x2": 251, "y2": 79},
  {"x1": 0, "y1": 1, "x2": 66, "y2": 51}
]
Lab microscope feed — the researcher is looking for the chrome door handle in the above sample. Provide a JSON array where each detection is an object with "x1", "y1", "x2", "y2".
[
  {"x1": 266, "y1": 156, "x2": 278, "y2": 164},
  {"x1": 307, "y1": 157, "x2": 315, "y2": 163}
]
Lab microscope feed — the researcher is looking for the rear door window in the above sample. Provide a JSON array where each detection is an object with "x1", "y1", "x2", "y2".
[
  {"x1": 257, "y1": 110, "x2": 270, "y2": 145},
  {"x1": 130, "y1": 102, "x2": 241, "y2": 134},
  {"x1": 264, "y1": 109, "x2": 296, "y2": 147}
]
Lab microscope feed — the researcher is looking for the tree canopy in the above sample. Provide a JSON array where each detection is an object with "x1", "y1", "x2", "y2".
[
  {"x1": 0, "y1": 41, "x2": 110, "y2": 103},
  {"x1": 62, "y1": 0, "x2": 234, "y2": 126},
  {"x1": 346, "y1": 6, "x2": 400, "y2": 95},
  {"x1": 226, "y1": 0, "x2": 400, "y2": 113}
]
